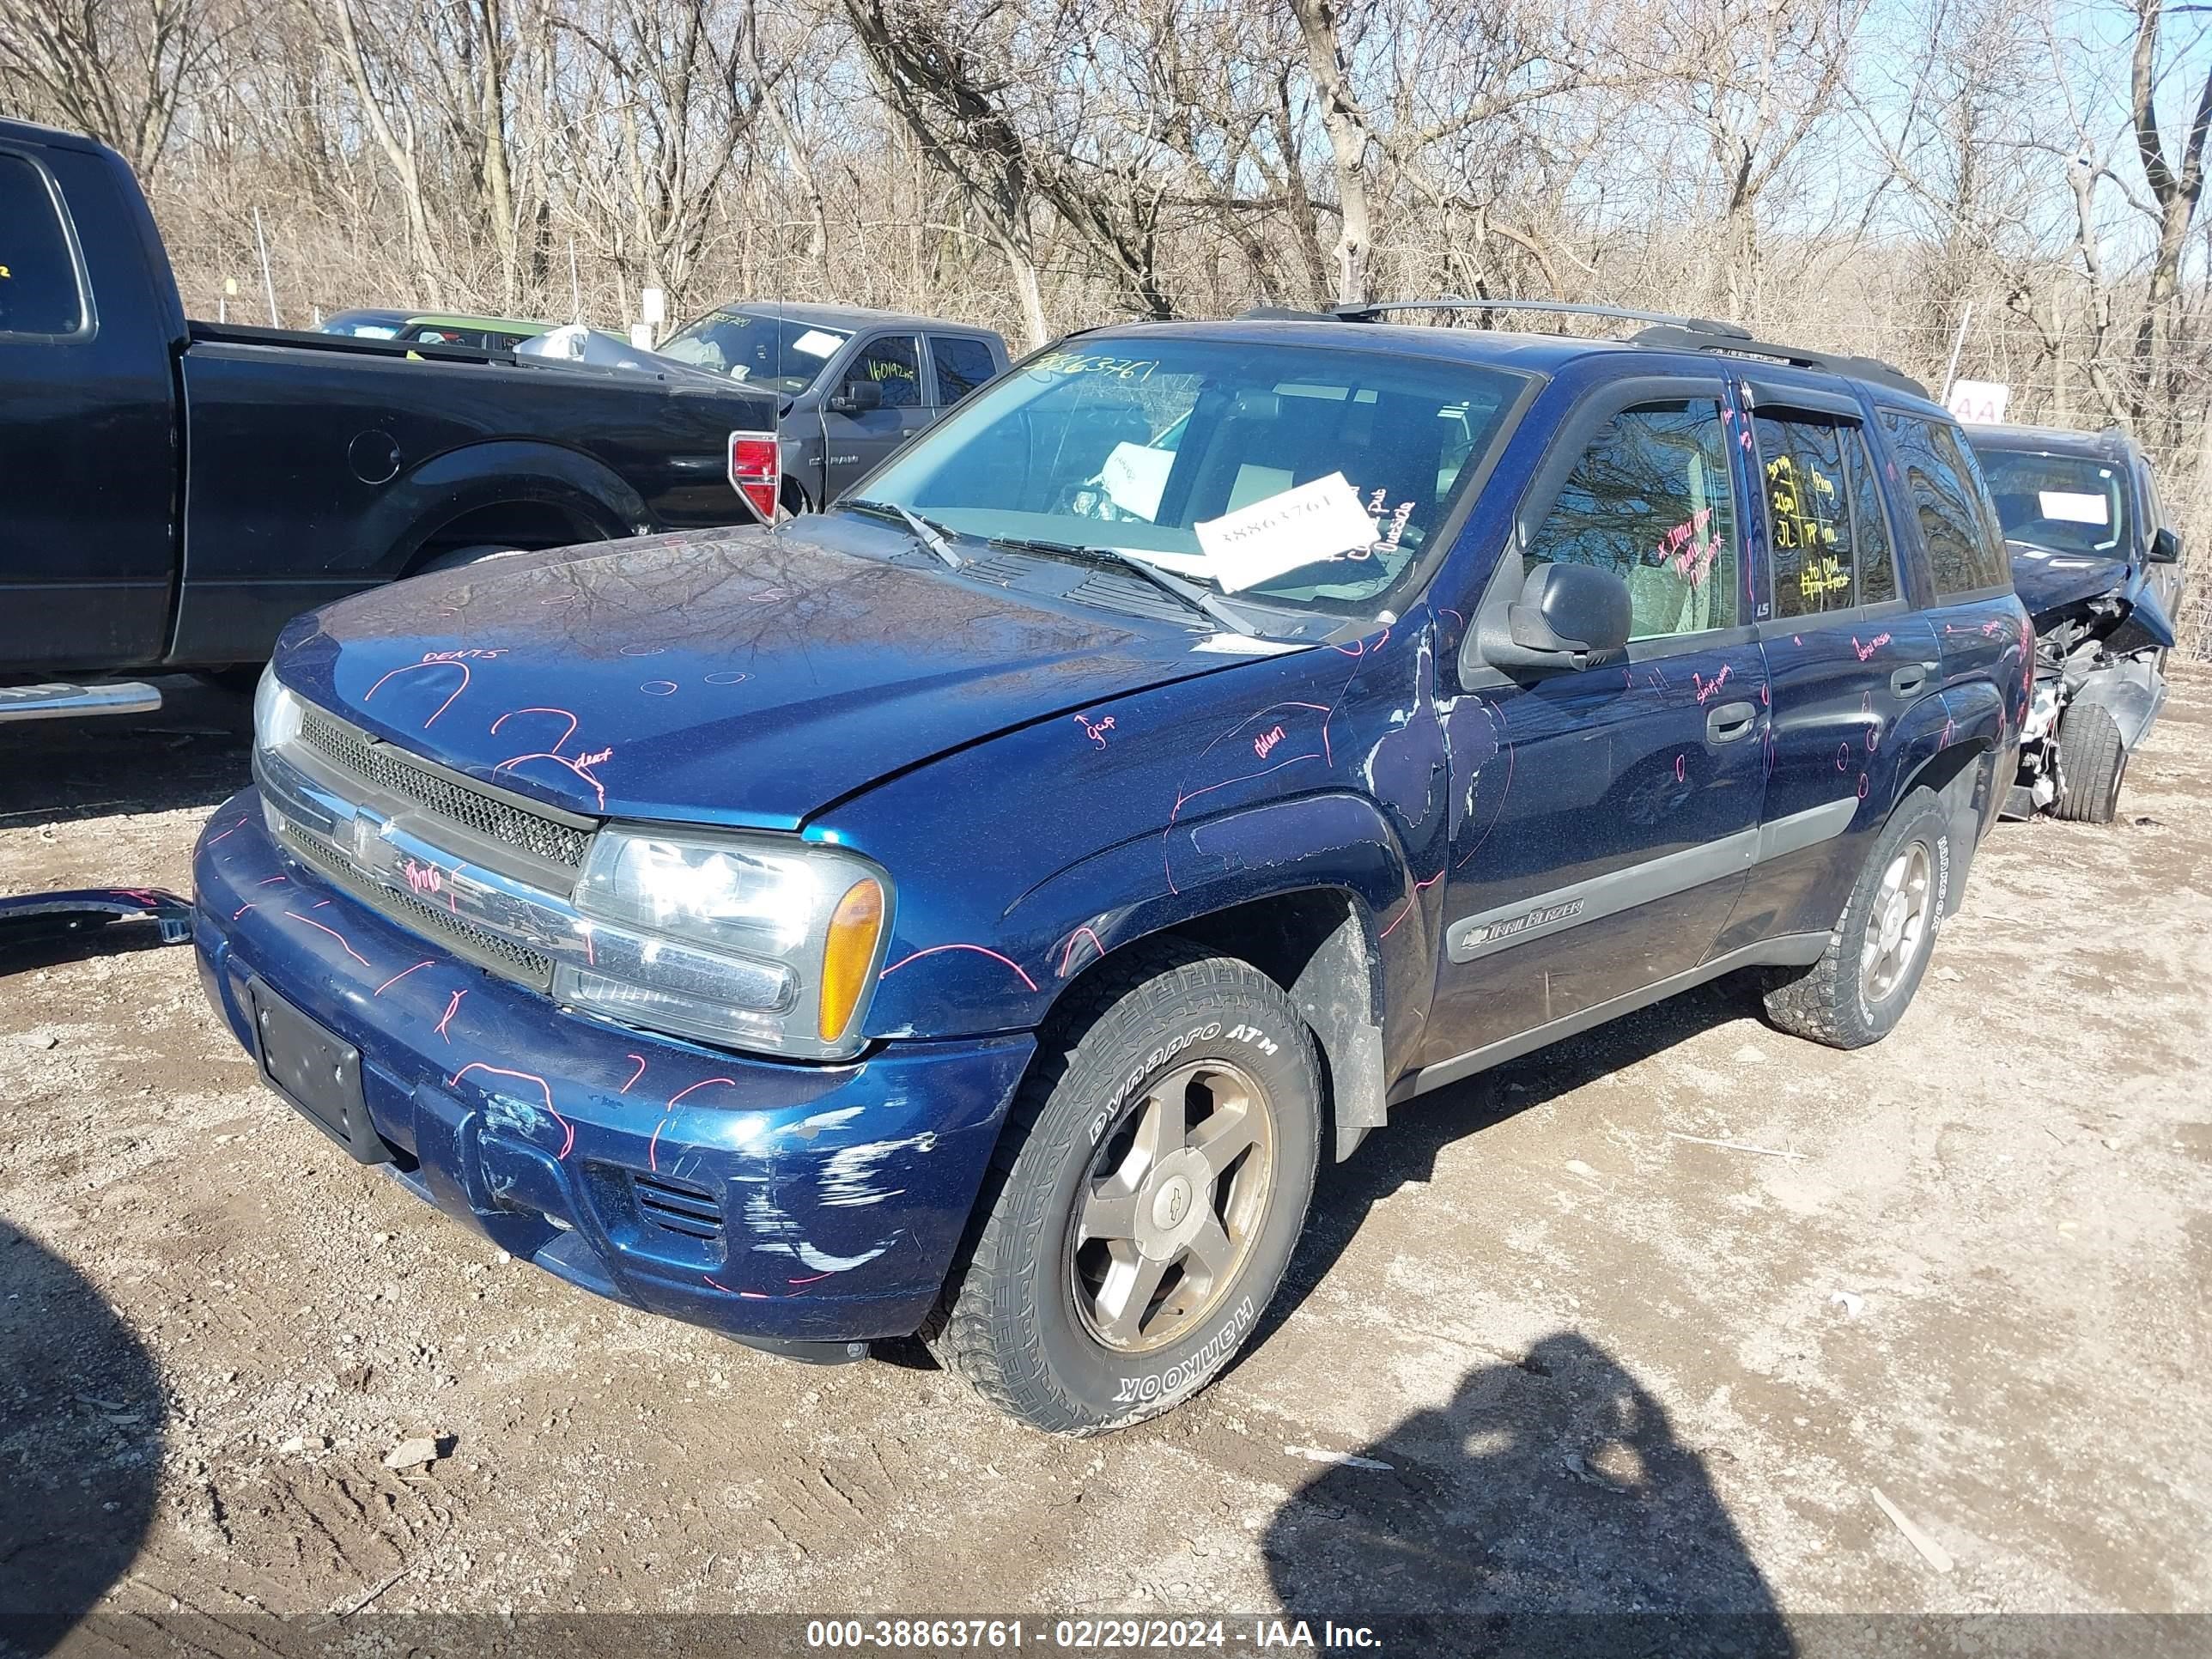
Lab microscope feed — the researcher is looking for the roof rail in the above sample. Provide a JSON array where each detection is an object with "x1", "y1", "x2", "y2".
[
  {"x1": 1627, "y1": 324, "x2": 1929, "y2": 400},
  {"x1": 1306, "y1": 295, "x2": 1930, "y2": 401},
  {"x1": 1328, "y1": 297, "x2": 1753, "y2": 337}
]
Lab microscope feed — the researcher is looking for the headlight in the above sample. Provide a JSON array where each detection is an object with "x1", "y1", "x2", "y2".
[
  {"x1": 559, "y1": 827, "x2": 890, "y2": 1059},
  {"x1": 254, "y1": 665, "x2": 304, "y2": 752}
]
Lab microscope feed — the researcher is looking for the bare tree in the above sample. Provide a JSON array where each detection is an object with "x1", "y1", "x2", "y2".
[
  {"x1": 0, "y1": 0, "x2": 224, "y2": 178},
  {"x1": 2125, "y1": 0, "x2": 2212, "y2": 434}
]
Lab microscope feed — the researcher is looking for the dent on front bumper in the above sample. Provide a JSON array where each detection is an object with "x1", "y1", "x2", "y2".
[{"x1": 191, "y1": 789, "x2": 1034, "y2": 1346}]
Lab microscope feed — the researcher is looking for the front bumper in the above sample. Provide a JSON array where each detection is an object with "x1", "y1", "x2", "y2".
[{"x1": 192, "y1": 789, "x2": 1034, "y2": 1346}]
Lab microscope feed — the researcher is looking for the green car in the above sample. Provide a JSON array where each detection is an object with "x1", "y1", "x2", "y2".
[{"x1": 392, "y1": 313, "x2": 556, "y2": 352}]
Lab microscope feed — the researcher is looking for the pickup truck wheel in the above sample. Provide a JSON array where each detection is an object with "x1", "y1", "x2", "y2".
[
  {"x1": 2053, "y1": 703, "x2": 2126, "y2": 823},
  {"x1": 1761, "y1": 786, "x2": 1952, "y2": 1050},
  {"x1": 927, "y1": 941, "x2": 1320, "y2": 1435}
]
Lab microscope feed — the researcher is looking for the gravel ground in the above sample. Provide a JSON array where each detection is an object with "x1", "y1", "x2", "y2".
[{"x1": 1, "y1": 671, "x2": 2207, "y2": 1653}]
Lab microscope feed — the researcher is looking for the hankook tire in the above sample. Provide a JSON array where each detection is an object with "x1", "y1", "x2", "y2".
[{"x1": 927, "y1": 939, "x2": 1321, "y2": 1435}]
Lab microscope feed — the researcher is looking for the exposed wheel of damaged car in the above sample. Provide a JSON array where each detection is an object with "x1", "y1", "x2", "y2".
[
  {"x1": 928, "y1": 944, "x2": 1320, "y2": 1435},
  {"x1": 2054, "y1": 702, "x2": 2127, "y2": 823}
]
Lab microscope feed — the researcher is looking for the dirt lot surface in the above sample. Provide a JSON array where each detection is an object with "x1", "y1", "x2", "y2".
[{"x1": 2, "y1": 672, "x2": 2208, "y2": 1651}]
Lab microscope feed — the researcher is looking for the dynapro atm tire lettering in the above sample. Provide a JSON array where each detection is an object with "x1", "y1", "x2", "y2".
[{"x1": 1091, "y1": 1022, "x2": 1221, "y2": 1146}]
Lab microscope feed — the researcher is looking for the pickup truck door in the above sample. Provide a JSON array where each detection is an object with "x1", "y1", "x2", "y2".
[
  {"x1": 0, "y1": 142, "x2": 176, "y2": 671},
  {"x1": 1420, "y1": 380, "x2": 1769, "y2": 1067},
  {"x1": 819, "y1": 333, "x2": 931, "y2": 501}
]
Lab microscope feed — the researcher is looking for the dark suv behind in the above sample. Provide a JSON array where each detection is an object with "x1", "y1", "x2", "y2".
[{"x1": 195, "y1": 303, "x2": 2027, "y2": 1434}]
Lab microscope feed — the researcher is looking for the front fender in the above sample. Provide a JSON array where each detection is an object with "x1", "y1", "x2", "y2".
[
  {"x1": 825, "y1": 617, "x2": 1450, "y2": 1052},
  {"x1": 2073, "y1": 654, "x2": 2166, "y2": 750},
  {"x1": 1014, "y1": 791, "x2": 1411, "y2": 999},
  {"x1": 863, "y1": 793, "x2": 1418, "y2": 1040}
]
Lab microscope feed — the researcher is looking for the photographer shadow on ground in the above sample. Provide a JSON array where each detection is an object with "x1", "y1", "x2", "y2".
[
  {"x1": 0, "y1": 1218, "x2": 167, "y2": 1657},
  {"x1": 1262, "y1": 1331, "x2": 1793, "y2": 1657}
]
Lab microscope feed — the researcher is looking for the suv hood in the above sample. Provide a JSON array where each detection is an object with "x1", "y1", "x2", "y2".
[
  {"x1": 2008, "y1": 538, "x2": 2176, "y2": 650},
  {"x1": 276, "y1": 520, "x2": 1290, "y2": 826},
  {"x1": 2008, "y1": 539, "x2": 2135, "y2": 621}
]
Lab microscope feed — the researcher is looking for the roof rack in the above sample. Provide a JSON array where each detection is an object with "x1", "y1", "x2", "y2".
[
  {"x1": 1327, "y1": 297, "x2": 1754, "y2": 337},
  {"x1": 1626, "y1": 324, "x2": 1929, "y2": 400},
  {"x1": 1279, "y1": 296, "x2": 1931, "y2": 402}
]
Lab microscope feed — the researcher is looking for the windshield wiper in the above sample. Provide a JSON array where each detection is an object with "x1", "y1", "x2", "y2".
[
  {"x1": 848, "y1": 499, "x2": 964, "y2": 570},
  {"x1": 988, "y1": 535, "x2": 1261, "y2": 636}
]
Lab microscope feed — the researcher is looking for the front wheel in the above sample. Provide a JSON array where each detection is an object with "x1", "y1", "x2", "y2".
[
  {"x1": 928, "y1": 942, "x2": 1320, "y2": 1435},
  {"x1": 1762, "y1": 786, "x2": 1953, "y2": 1049},
  {"x1": 2053, "y1": 703, "x2": 2126, "y2": 823}
]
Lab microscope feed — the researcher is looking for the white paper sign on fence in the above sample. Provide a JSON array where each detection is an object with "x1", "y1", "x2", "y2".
[
  {"x1": 1947, "y1": 379, "x2": 2010, "y2": 425},
  {"x1": 1194, "y1": 471, "x2": 1377, "y2": 592}
]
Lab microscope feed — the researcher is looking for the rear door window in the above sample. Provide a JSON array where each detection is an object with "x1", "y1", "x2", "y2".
[
  {"x1": 1522, "y1": 398, "x2": 1739, "y2": 641},
  {"x1": 930, "y1": 335, "x2": 997, "y2": 404},
  {"x1": 1757, "y1": 415, "x2": 1900, "y2": 614},
  {"x1": 1756, "y1": 415, "x2": 1853, "y2": 617},
  {"x1": 1882, "y1": 412, "x2": 2009, "y2": 595},
  {"x1": 0, "y1": 151, "x2": 86, "y2": 337}
]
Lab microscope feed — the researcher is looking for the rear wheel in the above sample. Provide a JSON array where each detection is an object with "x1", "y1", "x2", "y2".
[
  {"x1": 927, "y1": 941, "x2": 1320, "y2": 1435},
  {"x1": 1763, "y1": 786, "x2": 1952, "y2": 1049},
  {"x1": 2053, "y1": 703, "x2": 2126, "y2": 823}
]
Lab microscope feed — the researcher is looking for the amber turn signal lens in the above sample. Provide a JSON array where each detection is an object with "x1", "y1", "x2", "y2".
[{"x1": 818, "y1": 878, "x2": 885, "y2": 1042}]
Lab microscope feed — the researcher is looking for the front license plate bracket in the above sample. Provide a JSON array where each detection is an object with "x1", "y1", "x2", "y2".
[{"x1": 246, "y1": 977, "x2": 389, "y2": 1165}]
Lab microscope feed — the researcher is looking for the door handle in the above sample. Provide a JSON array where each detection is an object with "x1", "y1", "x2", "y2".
[
  {"x1": 1891, "y1": 662, "x2": 1937, "y2": 697},
  {"x1": 1706, "y1": 700, "x2": 1758, "y2": 744}
]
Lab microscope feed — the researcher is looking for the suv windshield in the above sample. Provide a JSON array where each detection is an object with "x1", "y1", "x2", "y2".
[
  {"x1": 1971, "y1": 444, "x2": 2133, "y2": 560},
  {"x1": 659, "y1": 308, "x2": 851, "y2": 394},
  {"x1": 859, "y1": 337, "x2": 1528, "y2": 616}
]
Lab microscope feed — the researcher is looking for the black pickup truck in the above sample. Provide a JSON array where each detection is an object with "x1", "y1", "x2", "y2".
[{"x1": 0, "y1": 118, "x2": 779, "y2": 723}]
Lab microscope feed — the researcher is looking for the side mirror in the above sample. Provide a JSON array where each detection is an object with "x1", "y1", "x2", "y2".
[
  {"x1": 830, "y1": 380, "x2": 884, "y2": 414},
  {"x1": 1476, "y1": 562, "x2": 1632, "y2": 672},
  {"x1": 2149, "y1": 526, "x2": 2182, "y2": 564}
]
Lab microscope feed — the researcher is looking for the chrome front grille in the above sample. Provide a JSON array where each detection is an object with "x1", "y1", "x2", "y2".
[
  {"x1": 299, "y1": 707, "x2": 591, "y2": 872},
  {"x1": 275, "y1": 810, "x2": 556, "y2": 988}
]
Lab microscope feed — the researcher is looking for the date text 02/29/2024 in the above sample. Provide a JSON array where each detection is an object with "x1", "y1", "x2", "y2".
[{"x1": 803, "y1": 1619, "x2": 1384, "y2": 1650}]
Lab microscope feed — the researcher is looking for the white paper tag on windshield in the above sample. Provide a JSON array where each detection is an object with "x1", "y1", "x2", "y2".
[
  {"x1": 2039, "y1": 489, "x2": 2108, "y2": 525},
  {"x1": 791, "y1": 328, "x2": 842, "y2": 358},
  {"x1": 1098, "y1": 441, "x2": 1175, "y2": 520},
  {"x1": 1194, "y1": 472, "x2": 1376, "y2": 592}
]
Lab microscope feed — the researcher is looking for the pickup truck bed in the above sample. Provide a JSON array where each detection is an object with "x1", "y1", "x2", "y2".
[{"x1": 0, "y1": 116, "x2": 777, "y2": 707}]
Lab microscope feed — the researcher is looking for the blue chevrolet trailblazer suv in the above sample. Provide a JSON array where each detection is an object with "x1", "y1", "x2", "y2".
[{"x1": 194, "y1": 302, "x2": 2029, "y2": 1434}]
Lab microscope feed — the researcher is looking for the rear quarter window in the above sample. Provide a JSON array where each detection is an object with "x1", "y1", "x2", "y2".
[
  {"x1": 0, "y1": 151, "x2": 87, "y2": 337},
  {"x1": 1881, "y1": 411, "x2": 2009, "y2": 596}
]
